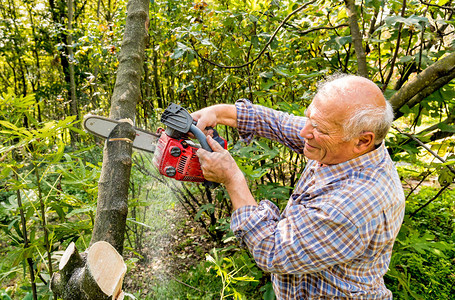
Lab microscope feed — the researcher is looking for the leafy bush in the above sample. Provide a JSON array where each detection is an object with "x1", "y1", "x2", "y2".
[
  {"x1": 385, "y1": 186, "x2": 455, "y2": 299},
  {"x1": 0, "y1": 91, "x2": 100, "y2": 298}
]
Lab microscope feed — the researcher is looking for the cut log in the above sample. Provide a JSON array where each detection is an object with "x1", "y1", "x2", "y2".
[
  {"x1": 59, "y1": 242, "x2": 85, "y2": 279},
  {"x1": 51, "y1": 241, "x2": 127, "y2": 300}
]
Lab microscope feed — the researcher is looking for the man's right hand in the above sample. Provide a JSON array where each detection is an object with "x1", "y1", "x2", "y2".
[
  {"x1": 192, "y1": 103, "x2": 257, "y2": 211},
  {"x1": 196, "y1": 135, "x2": 240, "y2": 185},
  {"x1": 197, "y1": 135, "x2": 257, "y2": 211}
]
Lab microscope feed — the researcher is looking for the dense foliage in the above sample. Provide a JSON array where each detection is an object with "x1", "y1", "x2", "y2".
[{"x1": 0, "y1": 0, "x2": 454, "y2": 299}]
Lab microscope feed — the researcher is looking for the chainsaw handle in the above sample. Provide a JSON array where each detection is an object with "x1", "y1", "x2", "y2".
[
  {"x1": 189, "y1": 124, "x2": 221, "y2": 188},
  {"x1": 190, "y1": 121, "x2": 226, "y2": 150},
  {"x1": 189, "y1": 124, "x2": 212, "y2": 152}
]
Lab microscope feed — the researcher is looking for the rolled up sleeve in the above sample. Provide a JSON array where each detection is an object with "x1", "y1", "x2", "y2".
[
  {"x1": 231, "y1": 200, "x2": 281, "y2": 248},
  {"x1": 235, "y1": 99, "x2": 306, "y2": 153}
]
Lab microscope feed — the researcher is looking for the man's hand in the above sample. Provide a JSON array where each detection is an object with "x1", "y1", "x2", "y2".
[
  {"x1": 197, "y1": 135, "x2": 257, "y2": 211},
  {"x1": 191, "y1": 104, "x2": 238, "y2": 134},
  {"x1": 196, "y1": 135, "x2": 242, "y2": 185},
  {"x1": 193, "y1": 104, "x2": 256, "y2": 211},
  {"x1": 191, "y1": 106, "x2": 220, "y2": 136}
]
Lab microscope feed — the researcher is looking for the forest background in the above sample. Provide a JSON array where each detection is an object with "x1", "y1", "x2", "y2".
[{"x1": 0, "y1": 0, "x2": 454, "y2": 299}]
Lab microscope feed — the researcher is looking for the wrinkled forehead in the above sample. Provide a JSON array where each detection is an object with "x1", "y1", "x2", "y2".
[
  {"x1": 309, "y1": 92, "x2": 348, "y2": 116},
  {"x1": 305, "y1": 97, "x2": 346, "y2": 128}
]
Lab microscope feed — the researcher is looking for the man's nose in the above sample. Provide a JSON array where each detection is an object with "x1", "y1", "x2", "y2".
[{"x1": 300, "y1": 121, "x2": 314, "y2": 139}]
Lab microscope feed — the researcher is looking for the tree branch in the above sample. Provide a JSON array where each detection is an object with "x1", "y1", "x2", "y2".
[
  {"x1": 389, "y1": 51, "x2": 455, "y2": 114},
  {"x1": 410, "y1": 183, "x2": 451, "y2": 217},
  {"x1": 397, "y1": 72, "x2": 455, "y2": 119},
  {"x1": 417, "y1": 113, "x2": 455, "y2": 137},
  {"x1": 405, "y1": 170, "x2": 433, "y2": 201},
  {"x1": 393, "y1": 126, "x2": 455, "y2": 176},
  {"x1": 420, "y1": 0, "x2": 455, "y2": 11},
  {"x1": 382, "y1": 0, "x2": 407, "y2": 91},
  {"x1": 344, "y1": 0, "x2": 368, "y2": 78},
  {"x1": 190, "y1": 0, "x2": 317, "y2": 69},
  {"x1": 295, "y1": 24, "x2": 348, "y2": 35}
]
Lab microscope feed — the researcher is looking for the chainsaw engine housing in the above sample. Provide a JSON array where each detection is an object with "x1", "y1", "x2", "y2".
[{"x1": 152, "y1": 131, "x2": 226, "y2": 182}]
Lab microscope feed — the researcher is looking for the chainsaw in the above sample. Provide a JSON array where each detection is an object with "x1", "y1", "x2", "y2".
[{"x1": 83, "y1": 103, "x2": 227, "y2": 184}]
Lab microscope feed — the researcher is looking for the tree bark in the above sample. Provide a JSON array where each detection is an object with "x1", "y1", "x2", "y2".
[
  {"x1": 389, "y1": 52, "x2": 455, "y2": 118},
  {"x1": 109, "y1": 0, "x2": 149, "y2": 120},
  {"x1": 90, "y1": 122, "x2": 136, "y2": 254},
  {"x1": 90, "y1": 0, "x2": 149, "y2": 254},
  {"x1": 344, "y1": 0, "x2": 368, "y2": 78}
]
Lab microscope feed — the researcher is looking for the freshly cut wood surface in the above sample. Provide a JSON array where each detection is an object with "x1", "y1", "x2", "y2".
[{"x1": 87, "y1": 241, "x2": 127, "y2": 298}]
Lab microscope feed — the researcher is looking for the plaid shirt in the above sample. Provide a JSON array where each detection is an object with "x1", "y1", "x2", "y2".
[{"x1": 231, "y1": 99, "x2": 405, "y2": 299}]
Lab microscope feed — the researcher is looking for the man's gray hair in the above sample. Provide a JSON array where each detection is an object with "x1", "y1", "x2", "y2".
[
  {"x1": 342, "y1": 102, "x2": 394, "y2": 145},
  {"x1": 317, "y1": 73, "x2": 394, "y2": 145}
]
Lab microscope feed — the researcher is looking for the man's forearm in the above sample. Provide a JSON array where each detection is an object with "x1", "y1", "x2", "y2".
[
  {"x1": 211, "y1": 104, "x2": 238, "y2": 128},
  {"x1": 211, "y1": 105, "x2": 256, "y2": 210},
  {"x1": 224, "y1": 170, "x2": 258, "y2": 211}
]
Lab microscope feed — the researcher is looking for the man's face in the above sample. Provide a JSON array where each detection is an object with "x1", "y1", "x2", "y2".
[{"x1": 299, "y1": 96, "x2": 358, "y2": 165}]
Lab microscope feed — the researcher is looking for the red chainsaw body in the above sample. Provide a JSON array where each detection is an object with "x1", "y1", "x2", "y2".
[{"x1": 152, "y1": 130, "x2": 227, "y2": 182}]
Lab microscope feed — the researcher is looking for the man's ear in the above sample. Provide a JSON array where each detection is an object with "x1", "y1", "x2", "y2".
[{"x1": 354, "y1": 131, "x2": 375, "y2": 153}]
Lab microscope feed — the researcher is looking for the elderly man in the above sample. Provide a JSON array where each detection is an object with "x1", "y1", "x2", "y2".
[{"x1": 193, "y1": 74, "x2": 405, "y2": 299}]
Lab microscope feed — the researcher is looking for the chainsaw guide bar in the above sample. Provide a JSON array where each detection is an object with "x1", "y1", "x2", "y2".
[{"x1": 83, "y1": 115, "x2": 160, "y2": 153}]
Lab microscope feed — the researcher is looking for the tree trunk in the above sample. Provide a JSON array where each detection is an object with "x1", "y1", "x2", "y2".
[
  {"x1": 108, "y1": 0, "x2": 149, "y2": 120},
  {"x1": 90, "y1": 122, "x2": 136, "y2": 253},
  {"x1": 51, "y1": 241, "x2": 126, "y2": 300},
  {"x1": 90, "y1": 0, "x2": 149, "y2": 253},
  {"x1": 67, "y1": 0, "x2": 79, "y2": 146},
  {"x1": 52, "y1": 0, "x2": 149, "y2": 298}
]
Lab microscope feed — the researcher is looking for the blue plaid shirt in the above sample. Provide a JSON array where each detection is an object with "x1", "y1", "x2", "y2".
[{"x1": 231, "y1": 99, "x2": 405, "y2": 299}]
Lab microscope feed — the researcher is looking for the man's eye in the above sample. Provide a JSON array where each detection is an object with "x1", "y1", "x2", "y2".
[{"x1": 315, "y1": 127, "x2": 328, "y2": 135}]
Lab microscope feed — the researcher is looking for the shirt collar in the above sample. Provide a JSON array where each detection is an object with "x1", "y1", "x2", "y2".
[{"x1": 309, "y1": 142, "x2": 387, "y2": 183}]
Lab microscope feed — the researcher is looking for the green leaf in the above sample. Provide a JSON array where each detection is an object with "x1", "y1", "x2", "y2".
[
  {"x1": 437, "y1": 168, "x2": 455, "y2": 186},
  {"x1": 272, "y1": 67, "x2": 291, "y2": 78},
  {"x1": 0, "y1": 121, "x2": 19, "y2": 132},
  {"x1": 195, "y1": 204, "x2": 215, "y2": 220},
  {"x1": 217, "y1": 74, "x2": 231, "y2": 90},
  {"x1": 66, "y1": 205, "x2": 96, "y2": 218},
  {"x1": 399, "y1": 55, "x2": 414, "y2": 63},
  {"x1": 251, "y1": 35, "x2": 259, "y2": 49},
  {"x1": 261, "y1": 80, "x2": 276, "y2": 91},
  {"x1": 170, "y1": 48, "x2": 185, "y2": 60},
  {"x1": 270, "y1": 38, "x2": 279, "y2": 49},
  {"x1": 23, "y1": 293, "x2": 33, "y2": 300},
  {"x1": 200, "y1": 39, "x2": 214, "y2": 47},
  {"x1": 249, "y1": 14, "x2": 258, "y2": 23},
  {"x1": 406, "y1": 15, "x2": 429, "y2": 26},
  {"x1": 384, "y1": 15, "x2": 406, "y2": 26},
  {"x1": 261, "y1": 282, "x2": 276, "y2": 300},
  {"x1": 326, "y1": 35, "x2": 352, "y2": 49},
  {"x1": 0, "y1": 293, "x2": 13, "y2": 300},
  {"x1": 437, "y1": 123, "x2": 455, "y2": 133},
  {"x1": 384, "y1": 15, "x2": 428, "y2": 29},
  {"x1": 259, "y1": 71, "x2": 273, "y2": 79}
]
